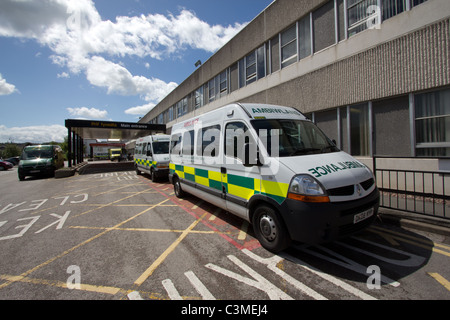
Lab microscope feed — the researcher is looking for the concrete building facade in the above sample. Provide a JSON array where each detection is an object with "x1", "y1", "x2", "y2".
[{"x1": 139, "y1": 0, "x2": 450, "y2": 170}]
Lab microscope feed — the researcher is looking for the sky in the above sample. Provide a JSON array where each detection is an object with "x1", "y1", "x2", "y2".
[{"x1": 0, "y1": 0, "x2": 274, "y2": 143}]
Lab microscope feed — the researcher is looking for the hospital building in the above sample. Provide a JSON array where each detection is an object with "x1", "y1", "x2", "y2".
[{"x1": 139, "y1": 0, "x2": 450, "y2": 171}]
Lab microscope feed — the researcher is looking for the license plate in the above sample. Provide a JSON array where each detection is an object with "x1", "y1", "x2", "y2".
[
  {"x1": 30, "y1": 170, "x2": 40, "y2": 173},
  {"x1": 353, "y1": 207, "x2": 374, "y2": 224}
]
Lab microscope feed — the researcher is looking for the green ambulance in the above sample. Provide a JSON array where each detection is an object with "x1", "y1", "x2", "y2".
[
  {"x1": 134, "y1": 134, "x2": 170, "y2": 181},
  {"x1": 169, "y1": 103, "x2": 379, "y2": 252}
]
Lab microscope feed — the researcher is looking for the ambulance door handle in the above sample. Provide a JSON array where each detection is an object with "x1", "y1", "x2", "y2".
[{"x1": 221, "y1": 167, "x2": 227, "y2": 174}]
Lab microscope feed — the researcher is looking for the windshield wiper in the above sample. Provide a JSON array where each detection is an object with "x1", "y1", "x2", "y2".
[{"x1": 320, "y1": 145, "x2": 338, "y2": 153}]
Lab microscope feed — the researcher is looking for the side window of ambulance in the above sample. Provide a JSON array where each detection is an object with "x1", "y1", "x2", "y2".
[
  {"x1": 142, "y1": 143, "x2": 147, "y2": 156},
  {"x1": 182, "y1": 130, "x2": 195, "y2": 156},
  {"x1": 225, "y1": 122, "x2": 251, "y2": 161},
  {"x1": 170, "y1": 134, "x2": 182, "y2": 154},
  {"x1": 197, "y1": 125, "x2": 220, "y2": 157},
  {"x1": 135, "y1": 143, "x2": 141, "y2": 155}
]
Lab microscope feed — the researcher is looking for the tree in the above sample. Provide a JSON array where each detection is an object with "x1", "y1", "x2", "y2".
[
  {"x1": 1, "y1": 143, "x2": 21, "y2": 158},
  {"x1": 60, "y1": 136, "x2": 69, "y2": 160}
]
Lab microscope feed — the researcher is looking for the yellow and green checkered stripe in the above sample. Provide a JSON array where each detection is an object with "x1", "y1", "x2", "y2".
[
  {"x1": 169, "y1": 163, "x2": 289, "y2": 204},
  {"x1": 135, "y1": 158, "x2": 157, "y2": 168}
]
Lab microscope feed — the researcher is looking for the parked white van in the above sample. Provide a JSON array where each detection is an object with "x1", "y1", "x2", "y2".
[
  {"x1": 134, "y1": 134, "x2": 170, "y2": 181},
  {"x1": 169, "y1": 103, "x2": 379, "y2": 252}
]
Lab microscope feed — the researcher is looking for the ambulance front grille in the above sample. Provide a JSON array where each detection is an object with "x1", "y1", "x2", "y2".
[
  {"x1": 328, "y1": 185, "x2": 354, "y2": 196},
  {"x1": 327, "y1": 178, "x2": 374, "y2": 196}
]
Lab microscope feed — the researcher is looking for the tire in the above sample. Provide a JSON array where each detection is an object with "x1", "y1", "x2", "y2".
[
  {"x1": 151, "y1": 169, "x2": 157, "y2": 182},
  {"x1": 252, "y1": 205, "x2": 291, "y2": 253},
  {"x1": 173, "y1": 177, "x2": 185, "y2": 198},
  {"x1": 135, "y1": 165, "x2": 141, "y2": 175}
]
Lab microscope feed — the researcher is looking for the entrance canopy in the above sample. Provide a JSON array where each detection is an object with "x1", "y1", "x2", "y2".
[
  {"x1": 65, "y1": 119, "x2": 166, "y2": 167},
  {"x1": 65, "y1": 119, "x2": 165, "y2": 140}
]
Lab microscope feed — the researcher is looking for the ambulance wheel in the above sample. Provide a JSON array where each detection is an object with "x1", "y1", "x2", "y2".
[
  {"x1": 173, "y1": 177, "x2": 185, "y2": 198},
  {"x1": 135, "y1": 166, "x2": 141, "y2": 175},
  {"x1": 252, "y1": 205, "x2": 291, "y2": 253},
  {"x1": 150, "y1": 169, "x2": 156, "y2": 182}
]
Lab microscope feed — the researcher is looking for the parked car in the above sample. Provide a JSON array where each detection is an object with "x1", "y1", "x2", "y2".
[
  {"x1": 5, "y1": 156, "x2": 19, "y2": 165},
  {"x1": 0, "y1": 160, "x2": 13, "y2": 171}
]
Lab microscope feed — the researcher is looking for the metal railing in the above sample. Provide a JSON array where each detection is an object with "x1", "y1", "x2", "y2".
[{"x1": 372, "y1": 156, "x2": 450, "y2": 220}]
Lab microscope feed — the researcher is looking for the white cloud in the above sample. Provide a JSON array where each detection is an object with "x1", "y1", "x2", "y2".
[
  {"x1": 0, "y1": 124, "x2": 66, "y2": 143},
  {"x1": 125, "y1": 103, "x2": 156, "y2": 116},
  {"x1": 0, "y1": 0, "x2": 245, "y2": 112},
  {"x1": 67, "y1": 106, "x2": 108, "y2": 119},
  {"x1": 57, "y1": 72, "x2": 69, "y2": 78},
  {"x1": 85, "y1": 56, "x2": 177, "y2": 102},
  {"x1": 0, "y1": 74, "x2": 17, "y2": 95}
]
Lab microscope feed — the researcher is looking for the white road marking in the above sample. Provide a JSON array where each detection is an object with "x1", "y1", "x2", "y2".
[{"x1": 185, "y1": 271, "x2": 216, "y2": 300}]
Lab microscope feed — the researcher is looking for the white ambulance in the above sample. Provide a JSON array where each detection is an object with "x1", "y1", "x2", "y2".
[
  {"x1": 169, "y1": 103, "x2": 379, "y2": 252},
  {"x1": 134, "y1": 134, "x2": 171, "y2": 181}
]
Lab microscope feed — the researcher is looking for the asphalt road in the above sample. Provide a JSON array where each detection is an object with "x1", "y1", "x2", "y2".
[{"x1": 0, "y1": 165, "x2": 449, "y2": 305}]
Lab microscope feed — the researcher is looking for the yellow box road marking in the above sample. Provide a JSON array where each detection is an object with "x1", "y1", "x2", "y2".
[
  {"x1": 0, "y1": 199, "x2": 169, "y2": 290},
  {"x1": 70, "y1": 225, "x2": 230, "y2": 234},
  {"x1": 71, "y1": 188, "x2": 161, "y2": 218},
  {"x1": 0, "y1": 274, "x2": 122, "y2": 295},
  {"x1": 134, "y1": 212, "x2": 207, "y2": 286},
  {"x1": 428, "y1": 273, "x2": 450, "y2": 291},
  {"x1": 369, "y1": 226, "x2": 450, "y2": 258}
]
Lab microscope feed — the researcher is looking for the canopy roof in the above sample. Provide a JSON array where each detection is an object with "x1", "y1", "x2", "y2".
[{"x1": 65, "y1": 119, "x2": 166, "y2": 140}]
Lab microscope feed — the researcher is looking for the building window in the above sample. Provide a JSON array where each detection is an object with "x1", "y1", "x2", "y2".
[
  {"x1": 415, "y1": 88, "x2": 450, "y2": 157},
  {"x1": 168, "y1": 106, "x2": 174, "y2": 121},
  {"x1": 177, "y1": 97, "x2": 187, "y2": 117},
  {"x1": 238, "y1": 58, "x2": 245, "y2": 88},
  {"x1": 229, "y1": 63, "x2": 239, "y2": 92},
  {"x1": 281, "y1": 24, "x2": 297, "y2": 68},
  {"x1": 373, "y1": 96, "x2": 411, "y2": 156},
  {"x1": 298, "y1": 14, "x2": 312, "y2": 59},
  {"x1": 219, "y1": 70, "x2": 227, "y2": 96},
  {"x1": 208, "y1": 78, "x2": 216, "y2": 102},
  {"x1": 195, "y1": 87, "x2": 203, "y2": 109},
  {"x1": 347, "y1": 0, "x2": 379, "y2": 37},
  {"x1": 350, "y1": 103, "x2": 370, "y2": 156},
  {"x1": 382, "y1": 0, "x2": 406, "y2": 21},
  {"x1": 315, "y1": 109, "x2": 338, "y2": 143},
  {"x1": 270, "y1": 35, "x2": 280, "y2": 72},
  {"x1": 337, "y1": 0, "x2": 346, "y2": 41},
  {"x1": 256, "y1": 45, "x2": 266, "y2": 79},
  {"x1": 157, "y1": 113, "x2": 164, "y2": 124},
  {"x1": 246, "y1": 51, "x2": 257, "y2": 84},
  {"x1": 313, "y1": 0, "x2": 336, "y2": 52}
]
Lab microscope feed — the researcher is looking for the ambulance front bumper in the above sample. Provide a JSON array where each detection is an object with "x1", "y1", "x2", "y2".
[{"x1": 280, "y1": 188, "x2": 380, "y2": 244}]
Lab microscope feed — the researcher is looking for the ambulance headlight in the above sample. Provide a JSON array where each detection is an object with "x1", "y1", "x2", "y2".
[{"x1": 287, "y1": 175, "x2": 330, "y2": 203}]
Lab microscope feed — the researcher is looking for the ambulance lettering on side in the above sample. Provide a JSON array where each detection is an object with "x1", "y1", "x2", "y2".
[
  {"x1": 169, "y1": 103, "x2": 380, "y2": 253},
  {"x1": 134, "y1": 134, "x2": 170, "y2": 182}
]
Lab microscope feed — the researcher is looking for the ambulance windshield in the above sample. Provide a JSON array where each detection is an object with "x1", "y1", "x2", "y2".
[
  {"x1": 251, "y1": 119, "x2": 339, "y2": 157},
  {"x1": 152, "y1": 141, "x2": 170, "y2": 154}
]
